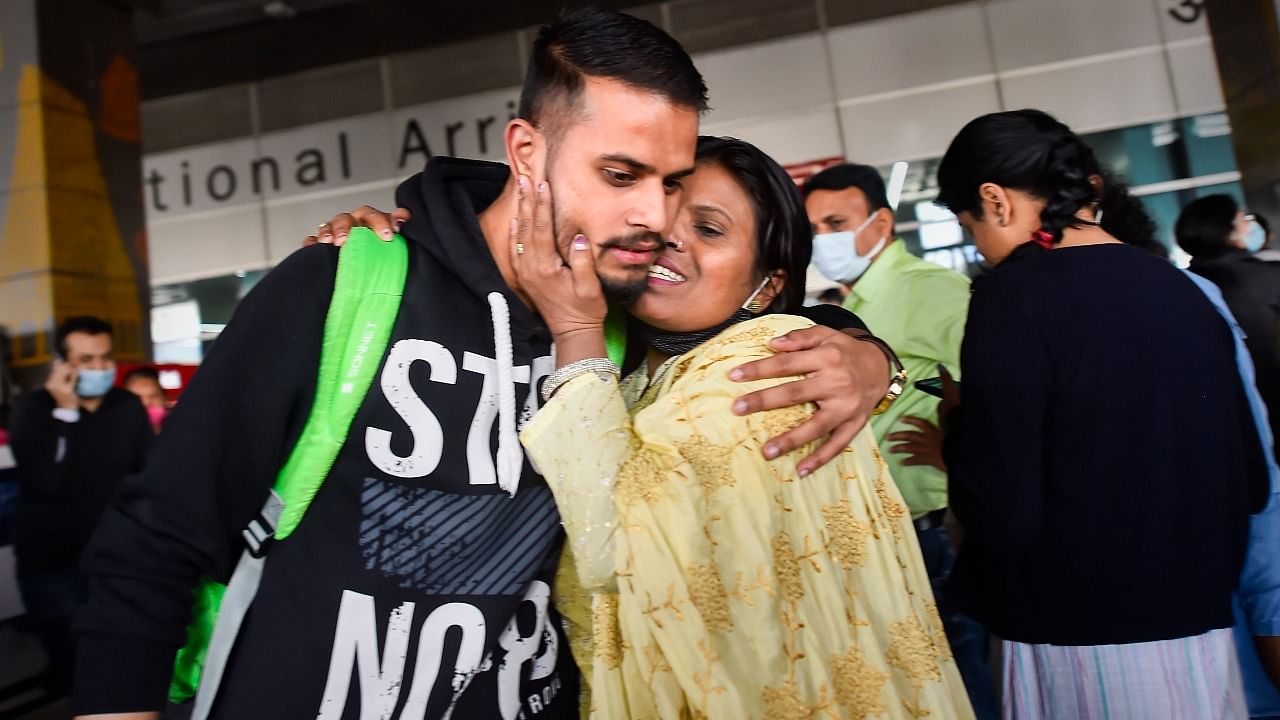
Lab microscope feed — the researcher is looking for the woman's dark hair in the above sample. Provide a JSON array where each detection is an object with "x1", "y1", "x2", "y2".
[
  {"x1": 695, "y1": 136, "x2": 812, "y2": 314},
  {"x1": 1175, "y1": 194, "x2": 1238, "y2": 259},
  {"x1": 519, "y1": 8, "x2": 708, "y2": 138},
  {"x1": 935, "y1": 109, "x2": 1156, "y2": 247}
]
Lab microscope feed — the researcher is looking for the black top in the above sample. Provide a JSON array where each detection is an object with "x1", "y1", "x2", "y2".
[
  {"x1": 1190, "y1": 249, "x2": 1280, "y2": 466},
  {"x1": 9, "y1": 386, "x2": 151, "y2": 577},
  {"x1": 945, "y1": 243, "x2": 1268, "y2": 646},
  {"x1": 76, "y1": 158, "x2": 578, "y2": 718}
]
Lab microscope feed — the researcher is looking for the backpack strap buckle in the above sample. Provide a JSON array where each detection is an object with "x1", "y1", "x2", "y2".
[{"x1": 242, "y1": 490, "x2": 285, "y2": 559}]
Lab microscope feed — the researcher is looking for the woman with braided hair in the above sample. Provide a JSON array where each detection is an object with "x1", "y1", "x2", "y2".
[{"x1": 935, "y1": 109, "x2": 1269, "y2": 719}]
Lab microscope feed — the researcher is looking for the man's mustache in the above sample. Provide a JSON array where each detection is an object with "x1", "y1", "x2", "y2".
[{"x1": 598, "y1": 232, "x2": 663, "y2": 254}]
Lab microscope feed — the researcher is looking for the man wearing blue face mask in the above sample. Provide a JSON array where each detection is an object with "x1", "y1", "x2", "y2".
[
  {"x1": 804, "y1": 163, "x2": 994, "y2": 718},
  {"x1": 9, "y1": 315, "x2": 152, "y2": 697}
]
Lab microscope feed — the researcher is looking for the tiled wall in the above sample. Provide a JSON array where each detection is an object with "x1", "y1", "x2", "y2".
[{"x1": 141, "y1": 0, "x2": 1224, "y2": 284}]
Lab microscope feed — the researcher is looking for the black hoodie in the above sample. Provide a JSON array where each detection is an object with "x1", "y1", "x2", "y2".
[{"x1": 76, "y1": 157, "x2": 577, "y2": 719}]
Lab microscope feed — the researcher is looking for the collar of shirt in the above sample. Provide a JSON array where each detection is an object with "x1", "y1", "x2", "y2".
[{"x1": 849, "y1": 238, "x2": 908, "y2": 306}]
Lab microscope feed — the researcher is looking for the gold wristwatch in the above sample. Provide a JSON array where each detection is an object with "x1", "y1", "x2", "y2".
[{"x1": 850, "y1": 330, "x2": 908, "y2": 415}]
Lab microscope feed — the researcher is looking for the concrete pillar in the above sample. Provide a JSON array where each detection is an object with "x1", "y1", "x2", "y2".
[
  {"x1": 0, "y1": 0, "x2": 150, "y2": 390},
  {"x1": 1204, "y1": 0, "x2": 1280, "y2": 220}
]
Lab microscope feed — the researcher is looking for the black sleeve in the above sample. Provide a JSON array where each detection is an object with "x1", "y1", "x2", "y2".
[
  {"x1": 794, "y1": 303, "x2": 870, "y2": 333},
  {"x1": 8, "y1": 390, "x2": 74, "y2": 497},
  {"x1": 74, "y1": 244, "x2": 338, "y2": 714}
]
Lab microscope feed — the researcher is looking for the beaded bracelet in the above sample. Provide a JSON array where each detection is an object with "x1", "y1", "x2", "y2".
[{"x1": 540, "y1": 357, "x2": 621, "y2": 402}]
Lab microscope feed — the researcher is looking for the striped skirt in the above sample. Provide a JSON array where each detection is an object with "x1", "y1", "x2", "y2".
[{"x1": 1002, "y1": 628, "x2": 1246, "y2": 720}]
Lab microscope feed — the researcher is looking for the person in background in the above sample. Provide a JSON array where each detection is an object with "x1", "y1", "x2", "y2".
[
  {"x1": 937, "y1": 109, "x2": 1267, "y2": 719},
  {"x1": 802, "y1": 163, "x2": 994, "y2": 717},
  {"x1": 9, "y1": 316, "x2": 152, "y2": 696},
  {"x1": 123, "y1": 367, "x2": 167, "y2": 433},
  {"x1": 1177, "y1": 195, "x2": 1280, "y2": 466}
]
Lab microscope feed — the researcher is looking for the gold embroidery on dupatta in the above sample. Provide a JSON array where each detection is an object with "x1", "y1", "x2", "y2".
[
  {"x1": 822, "y1": 499, "x2": 870, "y2": 570},
  {"x1": 675, "y1": 432, "x2": 737, "y2": 496},
  {"x1": 885, "y1": 614, "x2": 946, "y2": 688},
  {"x1": 593, "y1": 593, "x2": 624, "y2": 670},
  {"x1": 615, "y1": 448, "x2": 667, "y2": 507},
  {"x1": 686, "y1": 561, "x2": 734, "y2": 632},
  {"x1": 830, "y1": 645, "x2": 889, "y2": 718}
]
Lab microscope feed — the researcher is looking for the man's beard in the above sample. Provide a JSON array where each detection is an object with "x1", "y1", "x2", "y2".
[
  {"x1": 597, "y1": 231, "x2": 662, "y2": 305},
  {"x1": 600, "y1": 275, "x2": 647, "y2": 305},
  {"x1": 548, "y1": 186, "x2": 658, "y2": 305}
]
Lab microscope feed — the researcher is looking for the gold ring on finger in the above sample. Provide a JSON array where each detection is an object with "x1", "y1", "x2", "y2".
[{"x1": 515, "y1": 242, "x2": 526, "y2": 255}]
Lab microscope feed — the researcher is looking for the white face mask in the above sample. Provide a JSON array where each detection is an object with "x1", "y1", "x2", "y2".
[{"x1": 811, "y1": 213, "x2": 887, "y2": 284}]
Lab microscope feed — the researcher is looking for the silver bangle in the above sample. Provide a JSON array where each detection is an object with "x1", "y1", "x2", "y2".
[{"x1": 541, "y1": 357, "x2": 620, "y2": 402}]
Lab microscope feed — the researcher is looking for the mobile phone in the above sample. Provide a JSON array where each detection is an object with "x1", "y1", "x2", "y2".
[{"x1": 914, "y1": 377, "x2": 946, "y2": 398}]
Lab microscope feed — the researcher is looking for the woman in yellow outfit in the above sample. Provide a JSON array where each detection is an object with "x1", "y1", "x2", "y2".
[{"x1": 516, "y1": 136, "x2": 973, "y2": 719}]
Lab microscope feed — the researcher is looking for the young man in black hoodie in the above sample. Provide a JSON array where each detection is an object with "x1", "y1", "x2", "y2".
[{"x1": 76, "y1": 10, "x2": 893, "y2": 720}]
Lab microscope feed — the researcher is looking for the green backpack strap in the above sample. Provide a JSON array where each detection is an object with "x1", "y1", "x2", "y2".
[
  {"x1": 275, "y1": 228, "x2": 408, "y2": 538},
  {"x1": 603, "y1": 303, "x2": 627, "y2": 367},
  {"x1": 169, "y1": 228, "x2": 408, "y2": 708}
]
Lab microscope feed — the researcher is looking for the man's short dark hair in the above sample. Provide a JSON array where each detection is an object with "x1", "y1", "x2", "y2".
[
  {"x1": 55, "y1": 316, "x2": 112, "y2": 358},
  {"x1": 518, "y1": 8, "x2": 708, "y2": 138},
  {"x1": 1176, "y1": 194, "x2": 1237, "y2": 259},
  {"x1": 802, "y1": 163, "x2": 891, "y2": 215}
]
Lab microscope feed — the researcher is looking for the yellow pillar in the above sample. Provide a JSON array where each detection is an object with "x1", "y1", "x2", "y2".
[{"x1": 0, "y1": 0, "x2": 149, "y2": 387}]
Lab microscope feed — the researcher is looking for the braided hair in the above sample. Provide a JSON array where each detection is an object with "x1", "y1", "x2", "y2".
[{"x1": 935, "y1": 109, "x2": 1156, "y2": 247}]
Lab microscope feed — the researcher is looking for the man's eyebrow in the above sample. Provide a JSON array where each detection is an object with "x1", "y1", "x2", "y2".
[
  {"x1": 665, "y1": 166, "x2": 697, "y2": 183},
  {"x1": 599, "y1": 154, "x2": 656, "y2": 175}
]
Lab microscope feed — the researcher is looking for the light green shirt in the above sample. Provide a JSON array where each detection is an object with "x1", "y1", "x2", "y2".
[{"x1": 844, "y1": 240, "x2": 970, "y2": 518}]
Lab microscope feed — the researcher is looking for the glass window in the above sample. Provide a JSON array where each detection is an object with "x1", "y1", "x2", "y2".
[
  {"x1": 1181, "y1": 114, "x2": 1238, "y2": 178},
  {"x1": 151, "y1": 270, "x2": 266, "y2": 361}
]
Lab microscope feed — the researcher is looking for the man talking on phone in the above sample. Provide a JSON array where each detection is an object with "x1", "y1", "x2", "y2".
[{"x1": 9, "y1": 315, "x2": 152, "y2": 696}]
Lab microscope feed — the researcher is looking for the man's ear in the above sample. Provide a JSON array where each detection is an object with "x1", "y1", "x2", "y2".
[
  {"x1": 504, "y1": 119, "x2": 546, "y2": 181},
  {"x1": 872, "y1": 206, "x2": 895, "y2": 240}
]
